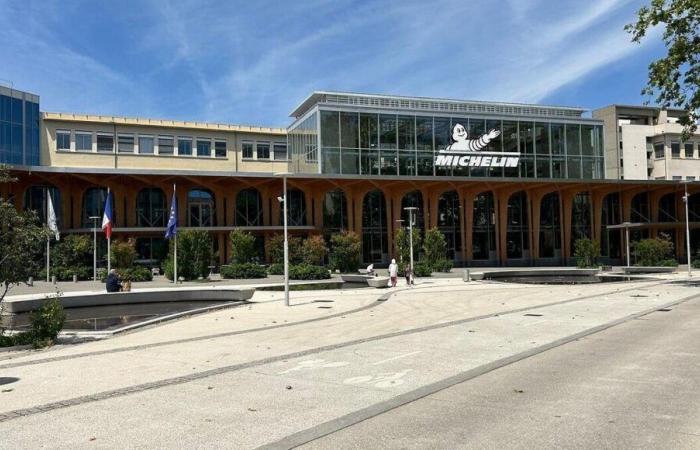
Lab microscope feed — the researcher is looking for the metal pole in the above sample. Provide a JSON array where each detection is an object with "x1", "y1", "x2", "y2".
[
  {"x1": 46, "y1": 237, "x2": 50, "y2": 283},
  {"x1": 684, "y1": 183, "x2": 692, "y2": 277},
  {"x1": 174, "y1": 234, "x2": 178, "y2": 284},
  {"x1": 93, "y1": 218, "x2": 97, "y2": 281},
  {"x1": 625, "y1": 226, "x2": 630, "y2": 268},
  {"x1": 283, "y1": 175, "x2": 290, "y2": 306},
  {"x1": 408, "y1": 209, "x2": 414, "y2": 275}
]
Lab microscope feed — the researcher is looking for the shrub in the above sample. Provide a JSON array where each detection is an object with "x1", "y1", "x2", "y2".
[
  {"x1": 633, "y1": 236, "x2": 674, "y2": 266},
  {"x1": 220, "y1": 263, "x2": 267, "y2": 279},
  {"x1": 329, "y1": 231, "x2": 361, "y2": 273},
  {"x1": 412, "y1": 262, "x2": 433, "y2": 277},
  {"x1": 422, "y1": 228, "x2": 447, "y2": 267},
  {"x1": 164, "y1": 230, "x2": 213, "y2": 281},
  {"x1": 289, "y1": 264, "x2": 330, "y2": 280},
  {"x1": 573, "y1": 238, "x2": 600, "y2": 268},
  {"x1": 395, "y1": 227, "x2": 422, "y2": 268},
  {"x1": 268, "y1": 262, "x2": 284, "y2": 275},
  {"x1": 111, "y1": 238, "x2": 137, "y2": 268},
  {"x1": 432, "y1": 259, "x2": 453, "y2": 273},
  {"x1": 99, "y1": 266, "x2": 153, "y2": 282},
  {"x1": 42, "y1": 265, "x2": 92, "y2": 281},
  {"x1": 29, "y1": 295, "x2": 66, "y2": 346},
  {"x1": 267, "y1": 234, "x2": 303, "y2": 265},
  {"x1": 229, "y1": 229, "x2": 256, "y2": 264},
  {"x1": 52, "y1": 234, "x2": 92, "y2": 269},
  {"x1": 693, "y1": 259, "x2": 700, "y2": 269},
  {"x1": 302, "y1": 235, "x2": 328, "y2": 265}
]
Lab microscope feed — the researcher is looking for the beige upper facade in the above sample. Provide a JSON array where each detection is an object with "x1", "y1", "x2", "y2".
[{"x1": 41, "y1": 112, "x2": 290, "y2": 174}]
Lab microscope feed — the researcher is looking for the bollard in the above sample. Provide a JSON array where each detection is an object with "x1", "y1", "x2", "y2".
[
  {"x1": 462, "y1": 268, "x2": 471, "y2": 282},
  {"x1": 73, "y1": 274, "x2": 78, "y2": 283},
  {"x1": 51, "y1": 275, "x2": 57, "y2": 284},
  {"x1": 27, "y1": 276, "x2": 33, "y2": 287}
]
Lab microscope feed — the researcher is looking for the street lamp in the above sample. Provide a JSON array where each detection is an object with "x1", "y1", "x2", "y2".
[
  {"x1": 403, "y1": 207, "x2": 418, "y2": 277},
  {"x1": 682, "y1": 180, "x2": 693, "y2": 277},
  {"x1": 605, "y1": 222, "x2": 642, "y2": 268},
  {"x1": 274, "y1": 171, "x2": 293, "y2": 306},
  {"x1": 89, "y1": 215, "x2": 100, "y2": 281}
]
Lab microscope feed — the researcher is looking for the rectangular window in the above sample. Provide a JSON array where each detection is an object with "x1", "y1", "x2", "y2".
[
  {"x1": 96, "y1": 134, "x2": 113, "y2": 153},
  {"x1": 257, "y1": 142, "x2": 270, "y2": 159},
  {"x1": 76, "y1": 132, "x2": 92, "y2": 152},
  {"x1": 214, "y1": 141, "x2": 226, "y2": 158},
  {"x1": 684, "y1": 142, "x2": 694, "y2": 158},
  {"x1": 242, "y1": 141, "x2": 254, "y2": 158},
  {"x1": 654, "y1": 143, "x2": 665, "y2": 159},
  {"x1": 158, "y1": 135, "x2": 174, "y2": 155},
  {"x1": 196, "y1": 139, "x2": 211, "y2": 157},
  {"x1": 57, "y1": 130, "x2": 70, "y2": 151},
  {"x1": 273, "y1": 143, "x2": 287, "y2": 160},
  {"x1": 178, "y1": 137, "x2": 192, "y2": 155},
  {"x1": 118, "y1": 134, "x2": 134, "y2": 153},
  {"x1": 673, "y1": 176, "x2": 683, "y2": 180},
  {"x1": 671, "y1": 142, "x2": 681, "y2": 158},
  {"x1": 688, "y1": 176, "x2": 696, "y2": 181},
  {"x1": 138, "y1": 136, "x2": 154, "y2": 154}
]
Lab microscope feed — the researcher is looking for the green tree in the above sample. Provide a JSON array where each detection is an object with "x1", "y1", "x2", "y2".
[
  {"x1": 110, "y1": 238, "x2": 137, "y2": 268},
  {"x1": 328, "y1": 231, "x2": 361, "y2": 273},
  {"x1": 573, "y1": 238, "x2": 601, "y2": 268},
  {"x1": 229, "y1": 229, "x2": 256, "y2": 264},
  {"x1": 302, "y1": 235, "x2": 328, "y2": 265},
  {"x1": 395, "y1": 226, "x2": 422, "y2": 270},
  {"x1": 633, "y1": 235, "x2": 676, "y2": 266},
  {"x1": 266, "y1": 234, "x2": 303, "y2": 265},
  {"x1": 164, "y1": 230, "x2": 213, "y2": 281},
  {"x1": 52, "y1": 234, "x2": 92, "y2": 269},
  {"x1": 422, "y1": 227, "x2": 448, "y2": 267},
  {"x1": 626, "y1": 0, "x2": 700, "y2": 138}
]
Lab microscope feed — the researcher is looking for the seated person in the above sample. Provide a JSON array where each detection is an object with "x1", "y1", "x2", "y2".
[
  {"x1": 366, "y1": 263, "x2": 375, "y2": 276},
  {"x1": 106, "y1": 269, "x2": 122, "y2": 293}
]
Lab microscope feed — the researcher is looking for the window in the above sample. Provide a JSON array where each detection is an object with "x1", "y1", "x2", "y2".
[
  {"x1": 178, "y1": 137, "x2": 192, "y2": 155},
  {"x1": 136, "y1": 188, "x2": 166, "y2": 227},
  {"x1": 76, "y1": 132, "x2": 92, "y2": 152},
  {"x1": 196, "y1": 139, "x2": 211, "y2": 157},
  {"x1": 138, "y1": 136, "x2": 154, "y2": 154},
  {"x1": 158, "y1": 136, "x2": 174, "y2": 155},
  {"x1": 671, "y1": 142, "x2": 681, "y2": 158},
  {"x1": 96, "y1": 134, "x2": 113, "y2": 153},
  {"x1": 57, "y1": 130, "x2": 70, "y2": 151},
  {"x1": 654, "y1": 143, "x2": 665, "y2": 159},
  {"x1": 118, "y1": 134, "x2": 134, "y2": 153},
  {"x1": 257, "y1": 142, "x2": 270, "y2": 159},
  {"x1": 214, "y1": 141, "x2": 226, "y2": 158},
  {"x1": 685, "y1": 142, "x2": 694, "y2": 158},
  {"x1": 688, "y1": 176, "x2": 696, "y2": 181},
  {"x1": 242, "y1": 141, "x2": 254, "y2": 158},
  {"x1": 673, "y1": 176, "x2": 683, "y2": 180},
  {"x1": 273, "y1": 143, "x2": 287, "y2": 160}
]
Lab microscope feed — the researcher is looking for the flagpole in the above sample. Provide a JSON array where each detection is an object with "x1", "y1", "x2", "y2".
[
  {"x1": 107, "y1": 188, "x2": 111, "y2": 274},
  {"x1": 174, "y1": 184, "x2": 177, "y2": 284},
  {"x1": 46, "y1": 188, "x2": 50, "y2": 283}
]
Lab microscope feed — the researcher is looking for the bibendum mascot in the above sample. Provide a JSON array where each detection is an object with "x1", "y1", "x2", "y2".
[{"x1": 444, "y1": 123, "x2": 500, "y2": 152}]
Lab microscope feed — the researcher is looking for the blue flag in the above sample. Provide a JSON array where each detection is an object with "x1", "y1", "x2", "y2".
[{"x1": 165, "y1": 187, "x2": 178, "y2": 239}]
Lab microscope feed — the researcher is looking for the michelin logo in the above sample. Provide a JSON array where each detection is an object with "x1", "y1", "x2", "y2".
[{"x1": 435, "y1": 123, "x2": 519, "y2": 168}]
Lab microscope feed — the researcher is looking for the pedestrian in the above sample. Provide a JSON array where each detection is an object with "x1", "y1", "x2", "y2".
[
  {"x1": 106, "y1": 269, "x2": 122, "y2": 293},
  {"x1": 388, "y1": 259, "x2": 398, "y2": 287},
  {"x1": 366, "y1": 263, "x2": 375, "y2": 276},
  {"x1": 405, "y1": 265, "x2": 412, "y2": 287}
]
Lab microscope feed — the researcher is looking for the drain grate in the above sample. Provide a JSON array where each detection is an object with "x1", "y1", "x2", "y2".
[
  {"x1": 313, "y1": 300, "x2": 335, "y2": 303},
  {"x1": 524, "y1": 313, "x2": 543, "y2": 317},
  {"x1": 657, "y1": 308, "x2": 672, "y2": 312}
]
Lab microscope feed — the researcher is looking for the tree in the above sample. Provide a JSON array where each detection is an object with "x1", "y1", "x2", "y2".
[
  {"x1": 164, "y1": 230, "x2": 213, "y2": 281},
  {"x1": 633, "y1": 235, "x2": 676, "y2": 266},
  {"x1": 229, "y1": 229, "x2": 256, "y2": 264},
  {"x1": 626, "y1": 0, "x2": 700, "y2": 138},
  {"x1": 573, "y1": 238, "x2": 601, "y2": 268},
  {"x1": 422, "y1": 228, "x2": 448, "y2": 267},
  {"x1": 0, "y1": 175, "x2": 49, "y2": 303},
  {"x1": 111, "y1": 238, "x2": 137, "y2": 268},
  {"x1": 301, "y1": 235, "x2": 328, "y2": 265},
  {"x1": 395, "y1": 226, "x2": 422, "y2": 270},
  {"x1": 328, "y1": 231, "x2": 361, "y2": 273},
  {"x1": 266, "y1": 234, "x2": 303, "y2": 265}
]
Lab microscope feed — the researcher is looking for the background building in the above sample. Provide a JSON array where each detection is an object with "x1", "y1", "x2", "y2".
[{"x1": 0, "y1": 84, "x2": 40, "y2": 165}]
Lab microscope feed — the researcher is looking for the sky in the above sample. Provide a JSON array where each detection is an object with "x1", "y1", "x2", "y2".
[{"x1": 0, "y1": 0, "x2": 666, "y2": 127}]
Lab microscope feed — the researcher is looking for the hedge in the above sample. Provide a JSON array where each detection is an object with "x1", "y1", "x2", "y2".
[
  {"x1": 220, "y1": 263, "x2": 268, "y2": 279},
  {"x1": 289, "y1": 264, "x2": 330, "y2": 280},
  {"x1": 268, "y1": 262, "x2": 284, "y2": 275},
  {"x1": 99, "y1": 266, "x2": 153, "y2": 282}
]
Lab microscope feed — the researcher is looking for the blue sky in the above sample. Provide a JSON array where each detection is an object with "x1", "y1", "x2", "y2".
[{"x1": 0, "y1": 0, "x2": 665, "y2": 127}]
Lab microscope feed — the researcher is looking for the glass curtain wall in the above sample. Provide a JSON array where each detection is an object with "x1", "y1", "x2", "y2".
[
  {"x1": 506, "y1": 191, "x2": 529, "y2": 259},
  {"x1": 82, "y1": 187, "x2": 108, "y2": 228},
  {"x1": 187, "y1": 189, "x2": 215, "y2": 227},
  {"x1": 437, "y1": 190, "x2": 461, "y2": 259},
  {"x1": 601, "y1": 193, "x2": 622, "y2": 260},
  {"x1": 362, "y1": 190, "x2": 388, "y2": 263},
  {"x1": 24, "y1": 185, "x2": 62, "y2": 228},
  {"x1": 630, "y1": 192, "x2": 650, "y2": 241},
  {"x1": 235, "y1": 188, "x2": 263, "y2": 226},
  {"x1": 280, "y1": 189, "x2": 307, "y2": 226},
  {"x1": 322, "y1": 189, "x2": 348, "y2": 235},
  {"x1": 401, "y1": 190, "x2": 424, "y2": 232},
  {"x1": 472, "y1": 192, "x2": 496, "y2": 261},
  {"x1": 571, "y1": 192, "x2": 592, "y2": 253},
  {"x1": 539, "y1": 192, "x2": 561, "y2": 259},
  {"x1": 136, "y1": 188, "x2": 166, "y2": 227}
]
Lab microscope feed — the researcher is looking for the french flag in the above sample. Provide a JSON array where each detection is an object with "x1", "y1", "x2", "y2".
[{"x1": 101, "y1": 189, "x2": 114, "y2": 239}]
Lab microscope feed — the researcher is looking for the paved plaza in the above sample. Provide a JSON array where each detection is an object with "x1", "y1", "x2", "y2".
[{"x1": 1, "y1": 275, "x2": 699, "y2": 448}]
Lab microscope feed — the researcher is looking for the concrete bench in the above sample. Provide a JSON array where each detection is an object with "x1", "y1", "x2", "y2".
[
  {"x1": 622, "y1": 266, "x2": 676, "y2": 274},
  {"x1": 3, "y1": 287, "x2": 255, "y2": 314},
  {"x1": 367, "y1": 276, "x2": 390, "y2": 288},
  {"x1": 340, "y1": 274, "x2": 374, "y2": 283}
]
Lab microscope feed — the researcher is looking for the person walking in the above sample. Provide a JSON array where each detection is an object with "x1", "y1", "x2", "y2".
[
  {"x1": 404, "y1": 265, "x2": 412, "y2": 287},
  {"x1": 388, "y1": 259, "x2": 398, "y2": 287}
]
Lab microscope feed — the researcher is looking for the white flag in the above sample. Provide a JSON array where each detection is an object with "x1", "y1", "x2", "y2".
[{"x1": 47, "y1": 195, "x2": 60, "y2": 240}]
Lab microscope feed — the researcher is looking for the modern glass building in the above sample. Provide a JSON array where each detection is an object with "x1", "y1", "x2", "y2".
[
  {"x1": 288, "y1": 92, "x2": 604, "y2": 180},
  {"x1": 0, "y1": 85, "x2": 40, "y2": 165}
]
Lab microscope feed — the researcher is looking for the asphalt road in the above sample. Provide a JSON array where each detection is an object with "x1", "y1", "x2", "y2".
[{"x1": 303, "y1": 297, "x2": 700, "y2": 449}]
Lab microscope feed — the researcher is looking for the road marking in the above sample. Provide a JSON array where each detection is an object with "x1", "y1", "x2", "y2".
[{"x1": 371, "y1": 351, "x2": 422, "y2": 366}]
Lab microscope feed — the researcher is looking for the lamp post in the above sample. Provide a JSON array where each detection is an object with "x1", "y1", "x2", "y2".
[
  {"x1": 274, "y1": 172, "x2": 293, "y2": 306},
  {"x1": 606, "y1": 222, "x2": 642, "y2": 268},
  {"x1": 682, "y1": 180, "x2": 692, "y2": 277},
  {"x1": 89, "y1": 215, "x2": 100, "y2": 281},
  {"x1": 403, "y1": 207, "x2": 418, "y2": 276}
]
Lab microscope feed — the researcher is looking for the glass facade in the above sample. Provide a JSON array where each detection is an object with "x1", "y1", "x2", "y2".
[
  {"x1": 0, "y1": 87, "x2": 39, "y2": 165},
  {"x1": 288, "y1": 104, "x2": 604, "y2": 180}
]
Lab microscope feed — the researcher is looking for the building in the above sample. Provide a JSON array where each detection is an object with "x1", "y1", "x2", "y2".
[
  {"x1": 0, "y1": 85, "x2": 40, "y2": 165},
  {"x1": 593, "y1": 105, "x2": 700, "y2": 181},
  {"x1": 2, "y1": 90, "x2": 699, "y2": 268}
]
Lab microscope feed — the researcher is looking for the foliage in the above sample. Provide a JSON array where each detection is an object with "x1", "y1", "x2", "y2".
[
  {"x1": 302, "y1": 235, "x2": 328, "y2": 265},
  {"x1": 328, "y1": 231, "x2": 361, "y2": 273},
  {"x1": 43, "y1": 265, "x2": 92, "y2": 282},
  {"x1": 164, "y1": 230, "x2": 213, "y2": 281},
  {"x1": 412, "y1": 262, "x2": 433, "y2": 277},
  {"x1": 395, "y1": 226, "x2": 422, "y2": 268},
  {"x1": 692, "y1": 259, "x2": 700, "y2": 269},
  {"x1": 267, "y1": 234, "x2": 303, "y2": 265},
  {"x1": 0, "y1": 198, "x2": 49, "y2": 304},
  {"x1": 29, "y1": 295, "x2": 66, "y2": 346},
  {"x1": 632, "y1": 236, "x2": 676, "y2": 266},
  {"x1": 422, "y1": 228, "x2": 448, "y2": 267},
  {"x1": 0, "y1": 164, "x2": 17, "y2": 183},
  {"x1": 52, "y1": 234, "x2": 92, "y2": 269},
  {"x1": 431, "y1": 259, "x2": 454, "y2": 273},
  {"x1": 573, "y1": 238, "x2": 601, "y2": 268},
  {"x1": 268, "y1": 263, "x2": 284, "y2": 275},
  {"x1": 229, "y1": 229, "x2": 257, "y2": 264},
  {"x1": 111, "y1": 238, "x2": 137, "y2": 268},
  {"x1": 99, "y1": 266, "x2": 153, "y2": 282},
  {"x1": 220, "y1": 263, "x2": 268, "y2": 279},
  {"x1": 626, "y1": 0, "x2": 700, "y2": 139},
  {"x1": 289, "y1": 264, "x2": 331, "y2": 280}
]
